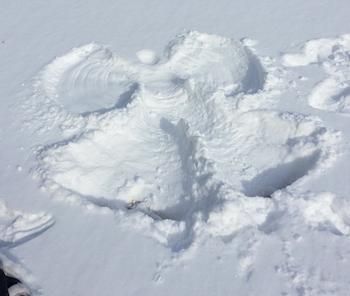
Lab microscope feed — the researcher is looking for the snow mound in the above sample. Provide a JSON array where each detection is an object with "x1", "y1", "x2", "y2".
[
  {"x1": 30, "y1": 32, "x2": 340, "y2": 251},
  {"x1": 283, "y1": 34, "x2": 350, "y2": 114},
  {"x1": 262, "y1": 191, "x2": 350, "y2": 236},
  {"x1": 136, "y1": 49, "x2": 159, "y2": 65},
  {"x1": 0, "y1": 201, "x2": 54, "y2": 247}
]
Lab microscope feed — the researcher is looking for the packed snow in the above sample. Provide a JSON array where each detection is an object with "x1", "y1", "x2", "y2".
[
  {"x1": 283, "y1": 34, "x2": 350, "y2": 114},
  {"x1": 22, "y1": 31, "x2": 340, "y2": 252},
  {"x1": 1, "y1": 1, "x2": 350, "y2": 295},
  {"x1": 0, "y1": 201, "x2": 53, "y2": 247}
]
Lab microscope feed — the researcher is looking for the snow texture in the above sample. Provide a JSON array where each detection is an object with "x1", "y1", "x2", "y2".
[
  {"x1": 0, "y1": 201, "x2": 53, "y2": 248},
  {"x1": 25, "y1": 32, "x2": 341, "y2": 251},
  {"x1": 2, "y1": 2, "x2": 350, "y2": 294},
  {"x1": 283, "y1": 34, "x2": 350, "y2": 114}
]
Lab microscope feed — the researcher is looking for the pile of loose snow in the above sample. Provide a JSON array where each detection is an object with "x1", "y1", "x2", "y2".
[
  {"x1": 283, "y1": 34, "x2": 350, "y2": 114},
  {"x1": 24, "y1": 32, "x2": 343, "y2": 251}
]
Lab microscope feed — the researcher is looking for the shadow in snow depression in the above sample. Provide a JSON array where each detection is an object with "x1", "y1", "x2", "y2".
[{"x1": 242, "y1": 151, "x2": 320, "y2": 198}]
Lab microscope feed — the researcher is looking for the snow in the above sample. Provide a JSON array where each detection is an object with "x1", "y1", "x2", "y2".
[
  {"x1": 0, "y1": 201, "x2": 53, "y2": 247},
  {"x1": 27, "y1": 31, "x2": 340, "y2": 251},
  {"x1": 1, "y1": 1, "x2": 350, "y2": 295},
  {"x1": 283, "y1": 34, "x2": 350, "y2": 114},
  {"x1": 136, "y1": 49, "x2": 159, "y2": 65}
]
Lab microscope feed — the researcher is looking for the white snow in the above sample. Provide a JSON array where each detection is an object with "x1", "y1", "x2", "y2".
[
  {"x1": 0, "y1": 201, "x2": 53, "y2": 246},
  {"x1": 27, "y1": 32, "x2": 340, "y2": 251},
  {"x1": 283, "y1": 34, "x2": 350, "y2": 114},
  {"x1": 136, "y1": 49, "x2": 159, "y2": 65},
  {"x1": 1, "y1": 1, "x2": 350, "y2": 295}
]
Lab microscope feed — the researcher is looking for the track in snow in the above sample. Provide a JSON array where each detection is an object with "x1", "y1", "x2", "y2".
[
  {"x1": 0, "y1": 201, "x2": 53, "y2": 248},
  {"x1": 27, "y1": 32, "x2": 340, "y2": 251},
  {"x1": 283, "y1": 34, "x2": 350, "y2": 114}
]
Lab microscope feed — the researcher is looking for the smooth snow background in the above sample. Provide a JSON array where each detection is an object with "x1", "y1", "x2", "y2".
[{"x1": 1, "y1": 1, "x2": 350, "y2": 295}]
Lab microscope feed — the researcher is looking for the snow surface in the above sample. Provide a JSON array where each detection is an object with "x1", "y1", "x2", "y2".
[
  {"x1": 1, "y1": 1, "x2": 350, "y2": 295},
  {"x1": 283, "y1": 34, "x2": 350, "y2": 114}
]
